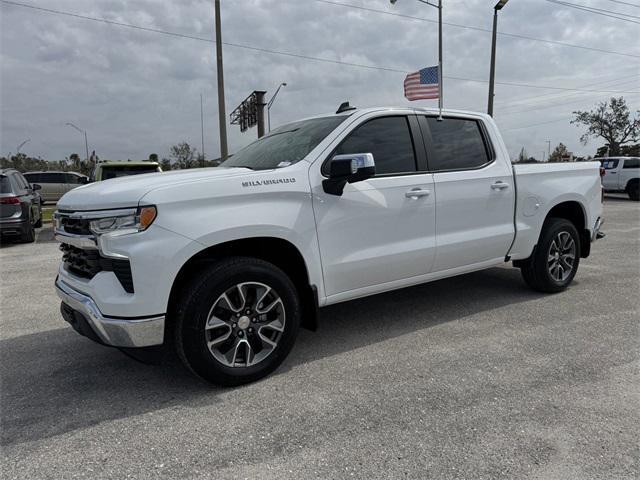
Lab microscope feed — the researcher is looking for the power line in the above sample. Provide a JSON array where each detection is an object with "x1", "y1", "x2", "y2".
[
  {"x1": 545, "y1": 0, "x2": 640, "y2": 23},
  {"x1": 2, "y1": 0, "x2": 639, "y2": 95},
  {"x1": 314, "y1": 0, "x2": 640, "y2": 59},
  {"x1": 496, "y1": 75, "x2": 640, "y2": 112},
  {"x1": 599, "y1": 0, "x2": 640, "y2": 7}
]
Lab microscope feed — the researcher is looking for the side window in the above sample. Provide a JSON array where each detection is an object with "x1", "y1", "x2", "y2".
[
  {"x1": 334, "y1": 116, "x2": 417, "y2": 176},
  {"x1": 24, "y1": 173, "x2": 40, "y2": 183},
  {"x1": 426, "y1": 117, "x2": 490, "y2": 171},
  {"x1": 14, "y1": 173, "x2": 29, "y2": 191},
  {"x1": 65, "y1": 173, "x2": 81, "y2": 184},
  {"x1": 40, "y1": 173, "x2": 65, "y2": 183},
  {"x1": 623, "y1": 158, "x2": 639, "y2": 169},
  {"x1": 602, "y1": 159, "x2": 619, "y2": 169}
]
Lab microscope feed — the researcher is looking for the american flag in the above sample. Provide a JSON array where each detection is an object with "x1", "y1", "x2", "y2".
[{"x1": 404, "y1": 66, "x2": 440, "y2": 101}]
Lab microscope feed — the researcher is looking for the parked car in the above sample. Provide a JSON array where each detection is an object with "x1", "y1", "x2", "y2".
[
  {"x1": 597, "y1": 156, "x2": 639, "y2": 200},
  {"x1": 1, "y1": 168, "x2": 42, "y2": 243},
  {"x1": 23, "y1": 171, "x2": 88, "y2": 204},
  {"x1": 53, "y1": 106, "x2": 604, "y2": 386},
  {"x1": 90, "y1": 161, "x2": 162, "y2": 182}
]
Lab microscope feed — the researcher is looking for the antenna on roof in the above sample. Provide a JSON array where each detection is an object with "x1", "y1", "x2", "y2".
[{"x1": 336, "y1": 102, "x2": 357, "y2": 114}]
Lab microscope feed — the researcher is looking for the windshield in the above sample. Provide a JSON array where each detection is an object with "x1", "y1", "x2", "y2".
[
  {"x1": 102, "y1": 165, "x2": 159, "y2": 180},
  {"x1": 222, "y1": 116, "x2": 346, "y2": 170}
]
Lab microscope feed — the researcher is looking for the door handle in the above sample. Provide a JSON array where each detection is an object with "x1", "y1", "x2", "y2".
[
  {"x1": 491, "y1": 181, "x2": 510, "y2": 191},
  {"x1": 405, "y1": 188, "x2": 431, "y2": 199}
]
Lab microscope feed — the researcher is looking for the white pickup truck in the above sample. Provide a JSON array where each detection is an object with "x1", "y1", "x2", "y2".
[
  {"x1": 54, "y1": 106, "x2": 604, "y2": 385},
  {"x1": 598, "y1": 156, "x2": 639, "y2": 200}
]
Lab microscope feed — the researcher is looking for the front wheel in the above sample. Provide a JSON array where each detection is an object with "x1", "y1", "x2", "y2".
[
  {"x1": 174, "y1": 257, "x2": 301, "y2": 386},
  {"x1": 520, "y1": 218, "x2": 580, "y2": 293},
  {"x1": 627, "y1": 182, "x2": 639, "y2": 201}
]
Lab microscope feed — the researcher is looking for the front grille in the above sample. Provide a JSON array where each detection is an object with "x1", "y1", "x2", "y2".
[
  {"x1": 60, "y1": 216, "x2": 92, "y2": 236},
  {"x1": 60, "y1": 243, "x2": 134, "y2": 293}
]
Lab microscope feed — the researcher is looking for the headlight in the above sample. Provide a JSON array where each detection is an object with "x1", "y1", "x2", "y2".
[{"x1": 89, "y1": 206, "x2": 157, "y2": 236}]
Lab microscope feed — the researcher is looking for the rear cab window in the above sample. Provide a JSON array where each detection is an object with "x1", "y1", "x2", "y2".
[
  {"x1": 423, "y1": 117, "x2": 491, "y2": 171},
  {"x1": 101, "y1": 165, "x2": 160, "y2": 180}
]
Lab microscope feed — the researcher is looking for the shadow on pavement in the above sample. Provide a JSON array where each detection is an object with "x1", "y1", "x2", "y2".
[
  {"x1": 1, "y1": 266, "x2": 544, "y2": 447},
  {"x1": 0, "y1": 226, "x2": 55, "y2": 249}
]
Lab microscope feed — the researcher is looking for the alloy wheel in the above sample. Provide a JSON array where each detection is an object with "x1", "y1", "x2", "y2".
[
  {"x1": 204, "y1": 282, "x2": 285, "y2": 368},
  {"x1": 547, "y1": 231, "x2": 576, "y2": 282}
]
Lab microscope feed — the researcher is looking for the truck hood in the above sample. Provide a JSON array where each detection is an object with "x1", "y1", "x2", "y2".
[{"x1": 57, "y1": 167, "x2": 254, "y2": 211}]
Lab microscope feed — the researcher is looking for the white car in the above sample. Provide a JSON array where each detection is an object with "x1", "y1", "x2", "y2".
[
  {"x1": 54, "y1": 106, "x2": 604, "y2": 385},
  {"x1": 597, "y1": 156, "x2": 639, "y2": 201}
]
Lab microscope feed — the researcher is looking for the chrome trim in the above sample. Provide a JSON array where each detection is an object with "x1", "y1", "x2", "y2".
[
  {"x1": 56, "y1": 208, "x2": 138, "y2": 220},
  {"x1": 54, "y1": 232, "x2": 98, "y2": 249},
  {"x1": 55, "y1": 278, "x2": 165, "y2": 348}
]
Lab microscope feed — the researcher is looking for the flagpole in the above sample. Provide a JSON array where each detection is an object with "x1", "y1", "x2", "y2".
[{"x1": 438, "y1": 0, "x2": 443, "y2": 120}]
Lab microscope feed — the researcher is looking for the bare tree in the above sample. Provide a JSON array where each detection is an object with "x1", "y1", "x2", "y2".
[{"x1": 572, "y1": 97, "x2": 639, "y2": 156}]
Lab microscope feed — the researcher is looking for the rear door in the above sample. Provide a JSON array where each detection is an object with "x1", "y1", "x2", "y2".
[
  {"x1": 63, "y1": 173, "x2": 85, "y2": 194},
  {"x1": 601, "y1": 159, "x2": 620, "y2": 190},
  {"x1": 39, "y1": 173, "x2": 66, "y2": 202},
  {"x1": 420, "y1": 115, "x2": 515, "y2": 272}
]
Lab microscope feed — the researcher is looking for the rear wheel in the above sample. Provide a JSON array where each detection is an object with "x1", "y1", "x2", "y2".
[
  {"x1": 627, "y1": 181, "x2": 639, "y2": 201},
  {"x1": 34, "y1": 208, "x2": 43, "y2": 228},
  {"x1": 174, "y1": 257, "x2": 301, "y2": 386},
  {"x1": 21, "y1": 217, "x2": 35, "y2": 243},
  {"x1": 520, "y1": 218, "x2": 580, "y2": 293}
]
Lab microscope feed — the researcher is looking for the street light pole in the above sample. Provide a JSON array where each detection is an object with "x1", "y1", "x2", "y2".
[
  {"x1": 267, "y1": 83, "x2": 287, "y2": 132},
  {"x1": 487, "y1": 0, "x2": 509, "y2": 117},
  {"x1": 65, "y1": 122, "x2": 89, "y2": 163},
  {"x1": 17, "y1": 139, "x2": 31, "y2": 154},
  {"x1": 214, "y1": 0, "x2": 228, "y2": 161}
]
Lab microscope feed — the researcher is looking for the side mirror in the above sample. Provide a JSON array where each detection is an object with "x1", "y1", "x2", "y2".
[
  {"x1": 322, "y1": 153, "x2": 375, "y2": 196},
  {"x1": 32, "y1": 183, "x2": 42, "y2": 191}
]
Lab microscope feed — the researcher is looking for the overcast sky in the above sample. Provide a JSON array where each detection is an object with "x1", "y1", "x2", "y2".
[{"x1": 1, "y1": 0, "x2": 639, "y2": 162}]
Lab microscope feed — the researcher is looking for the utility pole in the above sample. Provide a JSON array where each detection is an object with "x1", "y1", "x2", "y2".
[
  {"x1": 255, "y1": 91, "x2": 267, "y2": 138},
  {"x1": 390, "y1": 0, "x2": 443, "y2": 117},
  {"x1": 487, "y1": 0, "x2": 509, "y2": 117},
  {"x1": 546, "y1": 140, "x2": 551, "y2": 160},
  {"x1": 200, "y1": 93, "x2": 205, "y2": 167},
  {"x1": 214, "y1": 0, "x2": 228, "y2": 161},
  {"x1": 437, "y1": 0, "x2": 443, "y2": 117}
]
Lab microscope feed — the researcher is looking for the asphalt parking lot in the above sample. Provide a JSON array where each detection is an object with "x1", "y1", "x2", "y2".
[{"x1": 1, "y1": 198, "x2": 638, "y2": 480}]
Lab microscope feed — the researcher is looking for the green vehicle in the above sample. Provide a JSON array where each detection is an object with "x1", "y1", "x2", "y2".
[{"x1": 90, "y1": 161, "x2": 162, "y2": 182}]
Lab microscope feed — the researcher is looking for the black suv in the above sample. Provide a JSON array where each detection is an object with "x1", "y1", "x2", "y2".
[{"x1": 0, "y1": 169, "x2": 43, "y2": 243}]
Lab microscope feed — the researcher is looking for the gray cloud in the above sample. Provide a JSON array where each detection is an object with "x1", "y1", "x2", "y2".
[{"x1": 1, "y1": 0, "x2": 638, "y2": 162}]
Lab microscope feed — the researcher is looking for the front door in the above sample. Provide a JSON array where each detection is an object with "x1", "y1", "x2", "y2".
[
  {"x1": 311, "y1": 114, "x2": 436, "y2": 299},
  {"x1": 420, "y1": 115, "x2": 515, "y2": 272}
]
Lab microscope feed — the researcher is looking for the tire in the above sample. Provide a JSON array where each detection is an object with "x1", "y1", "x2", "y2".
[
  {"x1": 34, "y1": 209, "x2": 43, "y2": 228},
  {"x1": 21, "y1": 218, "x2": 35, "y2": 243},
  {"x1": 627, "y1": 182, "x2": 639, "y2": 201},
  {"x1": 520, "y1": 218, "x2": 580, "y2": 293},
  {"x1": 174, "y1": 257, "x2": 301, "y2": 386}
]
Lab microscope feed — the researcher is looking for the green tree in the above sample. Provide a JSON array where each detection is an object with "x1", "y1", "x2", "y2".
[
  {"x1": 160, "y1": 158, "x2": 172, "y2": 171},
  {"x1": 572, "y1": 97, "x2": 639, "y2": 156},
  {"x1": 549, "y1": 143, "x2": 570, "y2": 162},
  {"x1": 149, "y1": 153, "x2": 159, "y2": 162},
  {"x1": 169, "y1": 142, "x2": 197, "y2": 169}
]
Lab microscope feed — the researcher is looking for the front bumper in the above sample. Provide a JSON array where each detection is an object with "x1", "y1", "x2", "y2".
[{"x1": 55, "y1": 276, "x2": 165, "y2": 348}]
